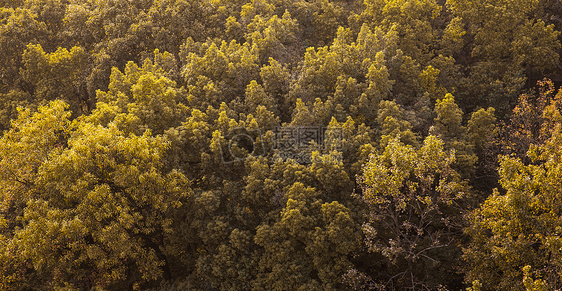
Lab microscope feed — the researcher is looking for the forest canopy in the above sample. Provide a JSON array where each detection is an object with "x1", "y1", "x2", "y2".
[{"x1": 1, "y1": 0, "x2": 562, "y2": 290}]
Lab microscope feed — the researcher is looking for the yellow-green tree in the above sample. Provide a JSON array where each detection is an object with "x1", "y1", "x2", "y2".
[
  {"x1": 20, "y1": 44, "x2": 89, "y2": 115},
  {"x1": 360, "y1": 135, "x2": 469, "y2": 289},
  {"x1": 429, "y1": 93, "x2": 477, "y2": 178},
  {"x1": 355, "y1": 0, "x2": 443, "y2": 64},
  {"x1": 0, "y1": 101, "x2": 191, "y2": 290},
  {"x1": 182, "y1": 39, "x2": 260, "y2": 110},
  {"x1": 86, "y1": 52, "x2": 189, "y2": 136},
  {"x1": 446, "y1": 0, "x2": 561, "y2": 113},
  {"x1": 0, "y1": 7, "x2": 47, "y2": 93},
  {"x1": 288, "y1": 24, "x2": 396, "y2": 125},
  {"x1": 464, "y1": 83, "x2": 562, "y2": 290}
]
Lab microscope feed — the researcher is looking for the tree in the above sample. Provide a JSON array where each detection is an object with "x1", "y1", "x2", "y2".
[
  {"x1": 0, "y1": 100, "x2": 71, "y2": 238},
  {"x1": 245, "y1": 11, "x2": 300, "y2": 64},
  {"x1": 323, "y1": 116, "x2": 376, "y2": 179},
  {"x1": 430, "y1": 93, "x2": 478, "y2": 178},
  {"x1": 62, "y1": 0, "x2": 154, "y2": 97},
  {"x1": 360, "y1": 135, "x2": 469, "y2": 289},
  {"x1": 464, "y1": 80, "x2": 562, "y2": 291},
  {"x1": 0, "y1": 101, "x2": 191, "y2": 290},
  {"x1": 254, "y1": 180, "x2": 361, "y2": 290},
  {"x1": 377, "y1": 99, "x2": 419, "y2": 148},
  {"x1": 493, "y1": 79, "x2": 562, "y2": 162},
  {"x1": 0, "y1": 7, "x2": 48, "y2": 93},
  {"x1": 182, "y1": 39, "x2": 260, "y2": 110},
  {"x1": 446, "y1": 0, "x2": 561, "y2": 113},
  {"x1": 354, "y1": 0, "x2": 443, "y2": 64},
  {"x1": 288, "y1": 24, "x2": 396, "y2": 126},
  {"x1": 467, "y1": 107, "x2": 497, "y2": 156},
  {"x1": 464, "y1": 128, "x2": 562, "y2": 290},
  {"x1": 260, "y1": 58, "x2": 291, "y2": 121},
  {"x1": 146, "y1": 0, "x2": 218, "y2": 52},
  {"x1": 20, "y1": 44, "x2": 90, "y2": 115},
  {"x1": 23, "y1": 0, "x2": 68, "y2": 49},
  {"x1": 466, "y1": 106, "x2": 498, "y2": 194},
  {"x1": 0, "y1": 90, "x2": 32, "y2": 133},
  {"x1": 2, "y1": 0, "x2": 562, "y2": 289},
  {"x1": 86, "y1": 53, "x2": 189, "y2": 136}
]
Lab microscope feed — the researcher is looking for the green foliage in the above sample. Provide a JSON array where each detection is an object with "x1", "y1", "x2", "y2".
[
  {"x1": 464, "y1": 126, "x2": 562, "y2": 290},
  {"x1": 494, "y1": 79, "x2": 562, "y2": 163},
  {"x1": 377, "y1": 99, "x2": 419, "y2": 147},
  {"x1": 467, "y1": 107, "x2": 496, "y2": 154},
  {"x1": 356, "y1": 0, "x2": 442, "y2": 63},
  {"x1": 447, "y1": 0, "x2": 561, "y2": 113},
  {"x1": 20, "y1": 44, "x2": 89, "y2": 115},
  {"x1": 430, "y1": 93, "x2": 477, "y2": 178},
  {"x1": 0, "y1": 7, "x2": 48, "y2": 92},
  {"x1": 87, "y1": 53, "x2": 189, "y2": 135},
  {"x1": 146, "y1": 0, "x2": 218, "y2": 51},
  {"x1": 325, "y1": 116, "x2": 376, "y2": 178},
  {"x1": 2, "y1": 0, "x2": 562, "y2": 289},
  {"x1": 288, "y1": 24, "x2": 396, "y2": 125},
  {"x1": 254, "y1": 181, "x2": 361, "y2": 290},
  {"x1": 245, "y1": 11, "x2": 300, "y2": 64},
  {"x1": 0, "y1": 101, "x2": 191, "y2": 289},
  {"x1": 0, "y1": 100, "x2": 71, "y2": 226},
  {"x1": 361, "y1": 135, "x2": 468, "y2": 289},
  {"x1": 182, "y1": 39, "x2": 260, "y2": 110},
  {"x1": 186, "y1": 153, "x2": 361, "y2": 290},
  {"x1": 244, "y1": 80, "x2": 279, "y2": 117},
  {"x1": 0, "y1": 89, "x2": 32, "y2": 133},
  {"x1": 466, "y1": 106, "x2": 497, "y2": 193},
  {"x1": 23, "y1": 0, "x2": 67, "y2": 45}
]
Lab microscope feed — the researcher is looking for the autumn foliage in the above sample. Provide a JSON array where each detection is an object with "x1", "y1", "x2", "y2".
[{"x1": 1, "y1": 0, "x2": 562, "y2": 290}]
